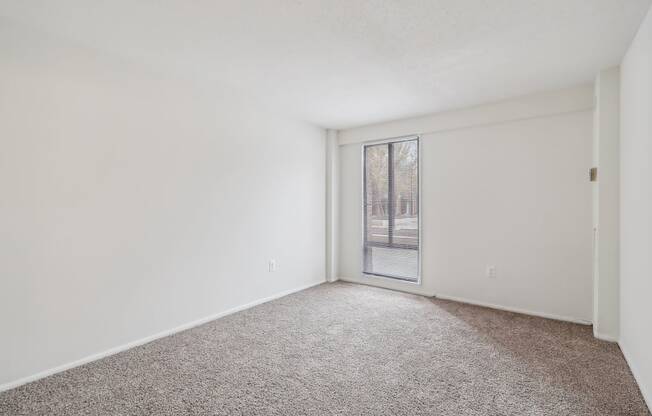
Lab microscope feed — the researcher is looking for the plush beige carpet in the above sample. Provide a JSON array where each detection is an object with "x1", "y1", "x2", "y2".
[{"x1": 0, "y1": 282, "x2": 649, "y2": 415}]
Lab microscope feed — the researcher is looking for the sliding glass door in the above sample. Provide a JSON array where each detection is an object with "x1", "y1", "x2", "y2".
[{"x1": 363, "y1": 137, "x2": 419, "y2": 282}]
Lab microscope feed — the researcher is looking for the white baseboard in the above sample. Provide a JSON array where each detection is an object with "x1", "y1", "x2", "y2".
[
  {"x1": 619, "y1": 341, "x2": 652, "y2": 413},
  {"x1": 338, "y1": 276, "x2": 436, "y2": 297},
  {"x1": 434, "y1": 293, "x2": 592, "y2": 325},
  {"x1": 593, "y1": 330, "x2": 619, "y2": 343},
  {"x1": 0, "y1": 279, "x2": 324, "y2": 393},
  {"x1": 338, "y1": 279, "x2": 591, "y2": 325}
]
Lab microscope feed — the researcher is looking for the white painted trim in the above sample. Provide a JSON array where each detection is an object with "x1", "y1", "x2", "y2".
[
  {"x1": 619, "y1": 341, "x2": 652, "y2": 413},
  {"x1": 338, "y1": 280, "x2": 591, "y2": 325},
  {"x1": 338, "y1": 277, "x2": 435, "y2": 297},
  {"x1": 593, "y1": 330, "x2": 619, "y2": 343},
  {"x1": 338, "y1": 84, "x2": 593, "y2": 145},
  {"x1": 433, "y1": 294, "x2": 592, "y2": 325},
  {"x1": 0, "y1": 280, "x2": 325, "y2": 393}
]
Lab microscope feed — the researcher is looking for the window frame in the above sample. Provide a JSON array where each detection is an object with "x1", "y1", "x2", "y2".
[{"x1": 361, "y1": 135, "x2": 421, "y2": 284}]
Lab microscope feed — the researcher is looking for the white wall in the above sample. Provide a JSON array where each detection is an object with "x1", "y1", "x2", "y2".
[
  {"x1": 592, "y1": 67, "x2": 621, "y2": 342},
  {"x1": 0, "y1": 20, "x2": 325, "y2": 388},
  {"x1": 620, "y1": 4, "x2": 652, "y2": 409},
  {"x1": 338, "y1": 86, "x2": 594, "y2": 322}
]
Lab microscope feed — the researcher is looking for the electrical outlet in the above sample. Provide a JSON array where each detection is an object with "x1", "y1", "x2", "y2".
[
  {"x1": 268, "y1": 259, "x2": 277, "y2": 272},
  {"x1": 486, "y1": 265, "x2": 496, "y2": 278}
]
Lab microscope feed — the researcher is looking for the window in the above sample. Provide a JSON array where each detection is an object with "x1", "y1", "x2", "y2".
[{"x1": 363, "y1": 137, "x2": 419, "y2": 282}]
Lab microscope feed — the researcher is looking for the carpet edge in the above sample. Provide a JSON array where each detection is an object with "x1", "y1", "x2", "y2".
[
  {"x1": 0, "y1": 279, "x2": 325, "y2": 393},
  {"x1": 619, "y1": 341, "x2": 652, "y2": 414}
]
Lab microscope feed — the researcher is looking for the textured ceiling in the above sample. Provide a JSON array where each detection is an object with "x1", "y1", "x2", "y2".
[{"x1": 1, "y1": 0, "x2": 650, "y2": 129}]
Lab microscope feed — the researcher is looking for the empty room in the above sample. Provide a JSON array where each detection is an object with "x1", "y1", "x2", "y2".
[{"x1": 1, "y1": 1, "x2": 651, "y2": 415}]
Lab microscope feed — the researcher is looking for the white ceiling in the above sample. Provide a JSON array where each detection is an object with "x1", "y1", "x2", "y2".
[{"x1": 1, "y1": 0, "x2": 650, "y2": 129}]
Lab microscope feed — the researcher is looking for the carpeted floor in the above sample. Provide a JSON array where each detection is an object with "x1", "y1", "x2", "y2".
[{"x1": 0, "y1": 282, "x2": 649, "y2": 415}]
